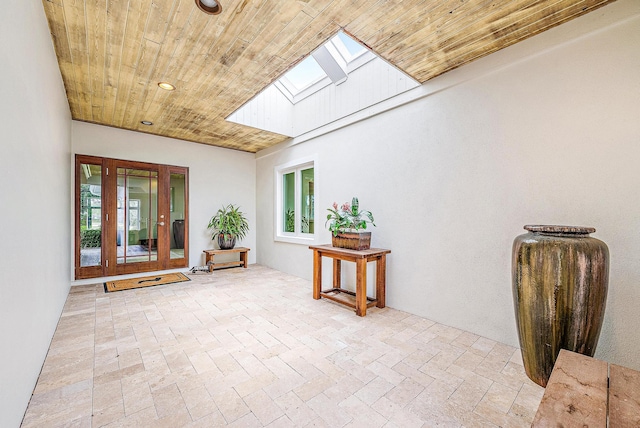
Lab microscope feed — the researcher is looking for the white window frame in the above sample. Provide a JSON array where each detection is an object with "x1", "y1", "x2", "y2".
[
  {"x1": 331, "y1": 32, "x2": 369, "y2": 65},
  {"x1": 325, "y1": 32, "x2": 375, "y2": 75},
  {"x1": 274, "y1": 156, "x2": 318, "y2": 244},
  {"x1": 275, "y1": 77, "x2": 333, "y2": 104},
  {"x1": 273, "y1": 31, "x2": 375, "y2": 105}
]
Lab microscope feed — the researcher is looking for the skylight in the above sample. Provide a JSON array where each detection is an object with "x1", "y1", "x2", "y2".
[
  {"x1": 272, "y1": 31, "x2": 374, "y2": 103},
  {"x1": 282, "y1": 56, "x2": 327, "y2": 91},
  {"x1": 335, "y1": 32, "x2": 367, "y2": 61},
  {"x1": 226, "y1": 29, "x2": 421, "y2": 137}
]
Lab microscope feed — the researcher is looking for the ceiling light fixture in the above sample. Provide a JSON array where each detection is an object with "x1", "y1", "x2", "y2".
[
  {"x1": 158, "y1": 82, "x2": 176, "y2": 91},
  {"x1": 195, "y1": 0, "x2": 222, "y2": 15},
  {"x1": 141, "y1": 121, "x2": 153, "y2": 126}
]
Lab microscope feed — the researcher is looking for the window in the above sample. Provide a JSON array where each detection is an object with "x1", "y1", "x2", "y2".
[
  {"x1": 272, "y1": 31, "x2": 374, "y2": 104},
  {"x1": 281, "y1": 56, "x2": 327, "y2": 92},
  {"x1": 276, "y1": 157, "x2": 317, "y2": 243},
  {"x1": 88, "y1": 197, "x2": 102, "y2": 229},
  {"x1": 276, "y1": 55, "x2": 332, "y2": 103},
  {"x1": 128, "y1": 200, "x2": 141, "y2": 230},
  {"x1": 80, "y1": 181, "x2": 102, "y2": 230},
  {"x1": 227, "y1": 30, "x2": 421, "y2": 137},
  {"x1": 117, "y1": 199, "x2": 141, "y2": 231},
  {"x1": 333, "y1": 32, "x2": 368, "y2": 64}
]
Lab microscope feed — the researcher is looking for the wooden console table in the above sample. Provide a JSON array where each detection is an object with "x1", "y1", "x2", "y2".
[
  {"x1": 202, "y1": 247, "x2": 250, "y2": 272},
  {"x1": 533, "y1": 349, "x2": 640, "y2": 426},
  {"x1": 309, "y1": 245, "x2": 390, "y2": 316}
]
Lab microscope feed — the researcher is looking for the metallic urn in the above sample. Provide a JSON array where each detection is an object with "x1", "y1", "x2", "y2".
[{"x1": 512, "y1": 225, "x2": 609, "y2": 387}]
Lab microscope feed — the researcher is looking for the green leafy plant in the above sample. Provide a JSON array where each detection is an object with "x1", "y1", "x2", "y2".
[
  {"x1": 285, "y1": 208, "x2": 310, "y2": 233},
  {"x1": 80, "y1": 229, "x2": 101, "y2": 248},
  {"x1": 325, "y1": 196, "x2": 375, "y2": 237},
  {"x1": 285, "y1": 208, "x2": 295, "y2": 233},
  {"x1": 207, "y1": 204, "x2": 249, "y2": 241}
]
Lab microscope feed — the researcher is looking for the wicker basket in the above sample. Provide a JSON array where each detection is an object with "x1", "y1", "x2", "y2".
[{"x1": 331, "y1": 231, "x2": 371, "y2": 250}]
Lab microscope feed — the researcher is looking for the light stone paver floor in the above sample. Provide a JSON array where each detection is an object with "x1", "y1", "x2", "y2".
[{"x1": 21, "y1": 265, "x2": 544, "y2": 427}]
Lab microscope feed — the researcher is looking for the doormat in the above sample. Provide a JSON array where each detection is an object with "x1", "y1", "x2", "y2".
[{"x1": 104, "y1": 272, "x2": 190, "y2": 293}]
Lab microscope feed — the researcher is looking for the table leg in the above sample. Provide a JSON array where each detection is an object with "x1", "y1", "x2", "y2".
[
  {"x1": 207, "y1": 253, "x2": 215, "y2": 272},
  {"x1": 376, "y1": 255, "x2": 386, "y2": 308},
  {"x1": 240, "y1": 250, "x2": 247, "y2": 268},
  {"x1": 355, "y1": 258, "x2": 367, "y2": 316},
  {"x1": 313, "y1": 250, "x2": 322, "y2": 300},
  {"x1": 333, "y1": 259, "x2": 341, "y2": 289}
]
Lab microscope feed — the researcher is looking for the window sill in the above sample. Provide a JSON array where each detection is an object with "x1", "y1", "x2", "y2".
[{"x1": 274, "y1": 234, "x2": 318, "y2": 245}]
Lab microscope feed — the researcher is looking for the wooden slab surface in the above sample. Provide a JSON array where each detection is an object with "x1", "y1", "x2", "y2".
[
  {"x1": 609, "y1": 363, "x2": 640, "y2": 428},
  {"x1": 532, "y1": 349, "x2": 608, "y2": 427},
  {"x1": 203, "y1": 247, "x2": 250, "y2": 255}
]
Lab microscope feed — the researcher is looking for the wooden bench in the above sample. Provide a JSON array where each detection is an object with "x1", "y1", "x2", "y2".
[
  {"x1": 202, "y1": 247, "x2": 250, "y2": 272},
  {"x1": 533, "y1": 349, "x2": 640, "y2": 427}
]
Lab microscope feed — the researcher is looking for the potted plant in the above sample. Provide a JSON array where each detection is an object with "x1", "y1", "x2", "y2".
[
  {"x1": 326, "y1": 197, "x2": 376, "y2": 250},
  {"x1": 285, "y1": 208, "x2": 310, "y2": 233},
  {"x1": 207, "y1": 204, "x2": 249, "y2": 249}
]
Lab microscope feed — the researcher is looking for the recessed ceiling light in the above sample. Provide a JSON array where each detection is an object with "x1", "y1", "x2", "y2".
[
  {"x1": 158, "y1": 82, "x2": 176, "y2": 91},
  {"x1": 195, "y1": 0, "x2": 222, "y2": 15},
  {"x1": 141, "y1": 121, "x2": 153, "y2": 126}
]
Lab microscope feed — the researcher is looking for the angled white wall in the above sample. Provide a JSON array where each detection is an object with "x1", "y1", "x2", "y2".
[
  {"x1": 227, "y1": 84, "x2": 294, "y2": 136},
  {"x1": 72, "y1": 122, "x2": 257, "y2": 275},
  {"x1": 0, "y1": 2, "x2": 72, "y2": 427},
  {"x1": 227, "y1": 56, "x2": 419, "y2": 137},
  {"x1": 292, "y1": 57, "x2": 419, "y2": 135},
  {"x1": 256, "y1": 0, "x2": 640, "y2": 370}
]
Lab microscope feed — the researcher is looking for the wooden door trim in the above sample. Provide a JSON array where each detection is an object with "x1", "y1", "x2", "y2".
[
  {"x1": 166, "y1": 166, "x2": 189, "y2": 269},
  {"x1": 75, "y1": 155, "x2": 106, "y2": 279}
]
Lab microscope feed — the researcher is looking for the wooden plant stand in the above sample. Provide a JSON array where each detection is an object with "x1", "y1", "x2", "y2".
[
  {"x1": 202, "y1": 247, "x2": 250, "y2": 272},
  {"x1": 309, "y1": 244, "x2": 390, "y2": 317}
]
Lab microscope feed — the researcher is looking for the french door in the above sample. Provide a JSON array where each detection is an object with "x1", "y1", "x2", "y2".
[{"x1": 75, "y1": 155, "x2": 189, "y2": 279}]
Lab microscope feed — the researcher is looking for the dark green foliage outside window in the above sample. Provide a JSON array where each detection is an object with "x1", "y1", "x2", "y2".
[{"x1": 81, "y1": 229, "x2": 101, "y2": 248}]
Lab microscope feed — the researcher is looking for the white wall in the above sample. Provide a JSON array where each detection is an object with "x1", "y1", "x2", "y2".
[
  {"x1": 228, "y1": 55, "x2": 420, "y2": 138},
  {"x1": 0, "y1": 2, "x2": 72, "y2": 427},
  {"x1": 72, "y1": 122, "x2": 257, "y2": 276},
  {"x1": 227, "y1": 84, "x2": 294, "y2": 136},
  {"x1": 292, "y1": 56, "x2": 420, "y2": 136},
  {"x1": 256, "y1": 0, "x2": 640, "y2": 370}
]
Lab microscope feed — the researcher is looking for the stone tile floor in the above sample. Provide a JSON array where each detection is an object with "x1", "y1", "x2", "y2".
[{"x1": 21, "y1": 265, "x2": 543, "y2": 427}]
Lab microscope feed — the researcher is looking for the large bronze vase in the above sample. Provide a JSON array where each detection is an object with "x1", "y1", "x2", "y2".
[{"x1": 512, "y1": 225, "x2": 609, "y2": 387}]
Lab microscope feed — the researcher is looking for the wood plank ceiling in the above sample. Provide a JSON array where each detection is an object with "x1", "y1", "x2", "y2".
[{"x1": 42, "y1": 0, "x2": 615, "y2": 153}]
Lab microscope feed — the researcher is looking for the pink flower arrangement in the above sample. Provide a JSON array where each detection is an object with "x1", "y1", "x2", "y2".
[{"x1": 326, "y1": 197, "x2": 376, "y2": 237}]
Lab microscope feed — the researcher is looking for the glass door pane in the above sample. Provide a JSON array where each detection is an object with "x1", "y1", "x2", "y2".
[
  {"x1": 170, "y1": 173, "x2": 186, "y2": 260},
  {"x1": 79, "y1": 163, "x2": 102, "y2": 267},
  {"x1": 116, "y1": 168, "x2": 158, "y2": 265}
]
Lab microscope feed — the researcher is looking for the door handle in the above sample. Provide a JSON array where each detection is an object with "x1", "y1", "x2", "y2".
[{"x1": 157, "y1": 222, "x2": 165, "y2": 226}]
